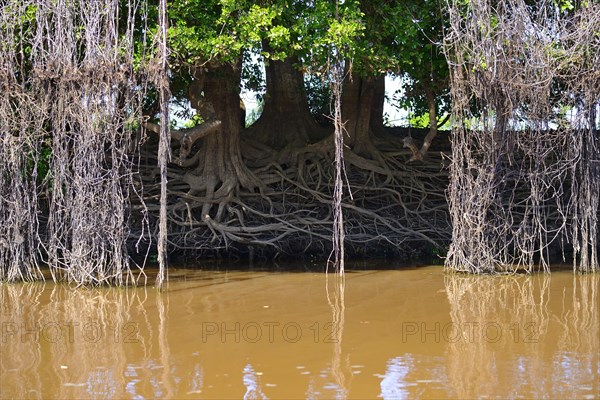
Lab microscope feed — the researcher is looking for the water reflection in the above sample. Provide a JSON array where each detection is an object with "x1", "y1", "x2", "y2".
[
  {"x1": 443, "y1": 272, "x2": 599, "y2": 399},
  {"x1": 186, "y1": 363, "x2": 204, "y2": 395},
  {"x1": 0, "y1": 282, "x2": 152, "y2": 399},
  {"x1": 326, "y1": 274, "x2": 348, "y2": 399},
  {"x1": 0, "y1": 269, "x2": 598, "y2": 398},
  {"x1": 242, "y1": 363, "x2": 267, "y2": 399},
  {"x1": 379, "y1": 356, "x2": 413, "y2": 399},
  {"x1": 302, "y1": 274, "x2": 349, "y2": 399}
]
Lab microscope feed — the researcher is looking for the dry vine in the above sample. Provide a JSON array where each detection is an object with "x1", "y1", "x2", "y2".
[
  {"x1": 152, "y1": 0, "x2": 171, "y2": 288},
  {"x1": 444, "y1": 0, "x2": 599, "y2": 273},
  {"x1": 0, "y1": 0, "x2": 152, "y2": 284}
]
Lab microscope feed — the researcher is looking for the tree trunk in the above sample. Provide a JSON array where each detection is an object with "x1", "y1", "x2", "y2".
[
  {"x1": 415, "y1": 86, "x2": 438, "y2": 161},
  {"x1": 341, "y1": 72, "x2": 383, "y2": 158},
  {"x1": 403, "y1": 85, "x2": 441, "y2": 161},
  {"x1": 370, "y1": 74, "x2": 385, "y2": 135},
  {"x1": 183, "y1": 61, "x2": 260, "y2": 219},
  {"x1": 246, "y1": 50, "x2": 324, "y2": 151}
]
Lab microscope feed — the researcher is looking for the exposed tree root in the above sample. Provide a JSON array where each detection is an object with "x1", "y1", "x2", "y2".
[{"x1": 135, "y1": 131, "x2": 451, "y2": 262}]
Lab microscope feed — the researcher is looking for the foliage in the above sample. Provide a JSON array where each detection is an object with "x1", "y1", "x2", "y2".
[
  {"x1": 134, "y1": 1, "x2": 456, "y2": 130},
  {"x1": 392, "y1": 1, "x2": 450, "y2": 126},
  {"x1": 304, "y1": 72, "x2": 332, "y2": 125},
  {"x1": 407, "y1": 110, "x2": 451, "y2": 129}
]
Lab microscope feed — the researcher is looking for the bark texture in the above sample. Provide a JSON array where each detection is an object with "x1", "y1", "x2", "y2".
[
  {"x1": 341, "y1": 73, "x2": 385, "y2": 158},
  {"x1": 247, "y1": 53, "x2": 325, "y2": 152}
]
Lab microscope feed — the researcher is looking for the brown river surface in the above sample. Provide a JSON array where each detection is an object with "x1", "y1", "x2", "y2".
[{"x1": 1, "y1": 264, "x2": 598, "y2": 399}]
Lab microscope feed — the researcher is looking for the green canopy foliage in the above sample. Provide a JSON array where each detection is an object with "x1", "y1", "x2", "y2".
[{"x1": 138, "y1": 0, "x2": 451, "y2": 126}]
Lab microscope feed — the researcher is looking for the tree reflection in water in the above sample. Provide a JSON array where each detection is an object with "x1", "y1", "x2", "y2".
[
  {"x1": 0, "y1": 270, "x2": 598, "y2": 398},
  {"x1": 0, "y1": 283, "x2": 151, "y2": 399},
  {"x1": 444, "y1": 273, "x2": 599, "y2": 399}
]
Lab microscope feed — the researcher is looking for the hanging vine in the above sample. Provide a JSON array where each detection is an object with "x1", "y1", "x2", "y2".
[
  {"x1": 152, "y1": 0, "x2": 171, "y2": 288},
  {"x1": 0, "y1": 0, "x2": 152, "y2": 284},
  {"x1": 444, "y1": 0, "x2": 599, "y2": 273}
]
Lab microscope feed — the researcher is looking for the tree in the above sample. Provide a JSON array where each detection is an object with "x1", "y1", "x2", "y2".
[
  {"x1": 320, "y1": 0, "x2": 450, "y2": 161},
  {"x1": 243, "y1": 1, "x2": 331, "y2": 154},
  {"x1": 161, "y1": 0, "x2": 278, "y2": 217},
  {"x1": 143, "y1": 0, "x2": 452, "y2": 261},
  {"x1": 390, "y1": 0, "x2": 450, "y2": 161},
  {"x1": 247, "y1": 48, "x2": 328, "y2": 148}
]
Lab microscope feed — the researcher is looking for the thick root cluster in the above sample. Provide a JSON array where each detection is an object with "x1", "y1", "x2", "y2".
[{"x1": 136, "y1": 132, "x2": 451, "y2": 262}]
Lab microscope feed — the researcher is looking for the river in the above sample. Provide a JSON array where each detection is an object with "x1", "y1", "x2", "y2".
[{"x1": 1, "y1": 264, "x2": 598, "y2": 399}]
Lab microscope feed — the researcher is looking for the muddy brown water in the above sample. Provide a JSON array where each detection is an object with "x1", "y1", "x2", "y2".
[{"x1": 1, "y1": 265, "x2": 598, "y2": 399}]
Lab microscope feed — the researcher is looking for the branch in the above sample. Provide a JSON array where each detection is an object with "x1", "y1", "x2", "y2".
[
  {"x1": 437, "y1": 113, "x2": 450, "y2": 129},
  {"x1": 143, "y1": 120, "x2": 221, "y2": 144},
  {"x1": 143, "y1": 120, "x2": 222, "y2": 163},
  {"x1": 176, "y1": 120, "x2": 222, "y2": 158},
  {"x1": 402, "y1": 136, "x2": 422, "y2": 161}
]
